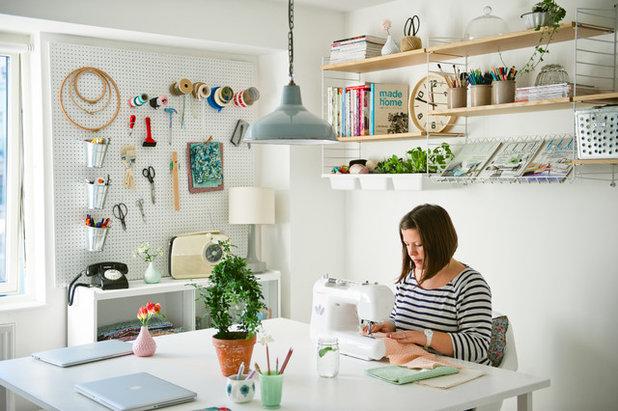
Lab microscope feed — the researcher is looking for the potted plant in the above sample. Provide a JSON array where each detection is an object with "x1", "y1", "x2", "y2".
[
  {"x1": 520, "y1": 0, "x2": 567, "y2": 74},
  {"x1": 191, "y1": 240, "x2": 267, "y2": 376},
  {"x1": 373, "y1": 143, "x2": 453, "y2": 190}
]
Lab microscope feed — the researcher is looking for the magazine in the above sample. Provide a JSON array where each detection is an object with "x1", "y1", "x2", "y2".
[
  {"x1": 521, "y1": 136, "x2": 574, "y2": 182},
  {"x1": 477, "y1": 140, "x2": 543, "y2": 180},
  {"x1": 441, "y1": 141, "x2": 502, "y2": 178}
]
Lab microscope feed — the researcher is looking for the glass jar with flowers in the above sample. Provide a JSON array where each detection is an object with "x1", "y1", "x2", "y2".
[
  {"x1": 134, "y1": 242, "x2": 163, "y2": 284},
  {"x1": 133, "y1": 302, "x2": 165, "y2": 357}
]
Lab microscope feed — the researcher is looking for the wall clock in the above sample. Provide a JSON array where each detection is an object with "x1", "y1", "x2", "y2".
[{"x1": 409, "y1": 74, "x2": 454, "y2": 133}]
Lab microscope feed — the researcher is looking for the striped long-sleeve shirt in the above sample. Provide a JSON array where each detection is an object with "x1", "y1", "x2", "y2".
[{"x1": 389, "y1": 266, "x2": 492, "y2": 365}]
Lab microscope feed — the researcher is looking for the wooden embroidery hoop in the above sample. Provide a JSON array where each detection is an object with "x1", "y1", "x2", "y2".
[{"x1": 59, "y1": 66, "x2": 121, "y2": 132}]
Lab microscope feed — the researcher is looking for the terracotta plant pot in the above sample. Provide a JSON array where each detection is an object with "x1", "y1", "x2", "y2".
[{"x1": 212, "y1": 333, "x2": 257, "y2": 376}]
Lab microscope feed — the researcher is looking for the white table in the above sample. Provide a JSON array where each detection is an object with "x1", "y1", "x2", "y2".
[{"x1": 0, "y1": 318, "x2": 549, "y2": 410}]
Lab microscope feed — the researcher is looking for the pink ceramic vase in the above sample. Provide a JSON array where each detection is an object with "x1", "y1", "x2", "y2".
[{"x1": 133, "y1": 326, "x2": 157, "y2": 357}]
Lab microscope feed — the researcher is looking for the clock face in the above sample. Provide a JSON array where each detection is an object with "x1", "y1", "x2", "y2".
[
  {"x1": 409, "y1": 74, "x2": 453, "y2": 133},
  {"x1": 204, "y1": 242, "x2": 224, "y2": 263}
]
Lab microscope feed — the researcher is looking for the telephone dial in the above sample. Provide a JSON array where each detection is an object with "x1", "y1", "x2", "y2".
[{"x1": 68, "y1": 262, "x2": 129, "y2": 306}]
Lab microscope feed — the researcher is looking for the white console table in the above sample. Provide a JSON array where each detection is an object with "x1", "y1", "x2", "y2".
[{"x1": 67, "y1": 270, "x2": 280, "y2": 346}]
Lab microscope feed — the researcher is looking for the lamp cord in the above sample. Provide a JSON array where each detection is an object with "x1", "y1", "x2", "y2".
[{"x1": 288, "y1": 0, "x2": 295, "y2": 84}]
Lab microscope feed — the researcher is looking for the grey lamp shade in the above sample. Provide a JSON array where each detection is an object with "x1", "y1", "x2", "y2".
[
  {"x1": 243, "y1": 84, "x2": 337, "y2": 145},
  {"x1": 228, "y1": 187, "x2": 275, "y2": 225}
]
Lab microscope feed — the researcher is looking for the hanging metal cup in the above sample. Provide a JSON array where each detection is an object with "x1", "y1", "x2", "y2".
[
  {"x1": 86, "y1": 183, "x2": 109, "y2": 209},
  {"x1": 86, "y1": 226, "x2": 109, "y2": 252},
  {"x1": 85, "y1": 138, "x2": 110, "y2": 168}
]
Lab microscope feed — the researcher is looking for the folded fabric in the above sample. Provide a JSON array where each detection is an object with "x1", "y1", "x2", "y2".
[
  {"x1": 372, "y1": 332, "x2": 460, "y2": 370},
  {"x1": 366, "y1": 365, "x2": 459, "y2": 385},
  {"x1": 416, "y1": 367, "x2": 486, "y2": 389}
]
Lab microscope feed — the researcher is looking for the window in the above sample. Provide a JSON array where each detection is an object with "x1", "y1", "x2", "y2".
[{"x1": 0, "y1": 50, "x2": 23, "y2": 296}]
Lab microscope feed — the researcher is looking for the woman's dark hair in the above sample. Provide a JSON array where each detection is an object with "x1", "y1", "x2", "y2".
[{"x1": 397, "y1": 204, "x2": 458, "y2": 285}]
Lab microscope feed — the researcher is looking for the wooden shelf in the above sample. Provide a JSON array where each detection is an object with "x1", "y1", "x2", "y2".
[
  {"x1": 431, "y1": 98, "x2": 572, "y2": 117},
  {"x1": 336, "y1": 131, "x2": 463, "y2": 143},
  {"x1": 574, "y1": 158, "x2": 618, "y2": 165},
  {"x1": 320, "y1": 22, "x2": 613, "y2": 74},
  {"x1": 573, "y1": 91, "x2": 618, "y2": 105},
  {"x1": 428, "y1": 22, "x2": 612, "y2": 60}
]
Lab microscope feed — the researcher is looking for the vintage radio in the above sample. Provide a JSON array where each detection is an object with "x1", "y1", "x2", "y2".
[{"x1": 168, "y1": 231, "x2": 228, "y2": 279}]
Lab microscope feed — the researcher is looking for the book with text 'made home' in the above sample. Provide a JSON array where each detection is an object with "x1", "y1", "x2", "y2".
[{"x1": 370, "y1": 83, "x2": 409, "y2": 135}]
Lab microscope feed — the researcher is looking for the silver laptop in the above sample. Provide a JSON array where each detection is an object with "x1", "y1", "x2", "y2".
[
  {"x1": 75, "y1": 372, "x2": 197, "y2": 411},
  {"x1": 31, "y1": 340, "x2": 133, "y2": 367}
]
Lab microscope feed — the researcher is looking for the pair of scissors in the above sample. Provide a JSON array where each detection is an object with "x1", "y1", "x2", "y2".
[
  {"x1": 142, "y1": 166, "x2": 156, "y2": 204},
  {"x1": 404, "y1": 15, "x2": 420, "y2": 37},
  {"x1": 113, "y1": 202, "x2": 128, "y2": 231},
  {"x1": 136, "y1": 198, "x2": 146, "y2": 222}
]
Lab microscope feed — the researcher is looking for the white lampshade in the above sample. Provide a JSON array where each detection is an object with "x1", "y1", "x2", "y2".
[{"x1": 229, "y1": 187, "x2": 275, "y2": 225}]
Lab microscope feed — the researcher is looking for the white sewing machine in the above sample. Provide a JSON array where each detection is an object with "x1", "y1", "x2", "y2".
[{"x1": 310, "y1": 275, "x2": 395, "y2": 360}]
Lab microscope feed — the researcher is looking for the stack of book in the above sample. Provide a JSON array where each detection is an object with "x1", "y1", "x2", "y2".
[
  {"x1": 328, "y1": 35, "x2": 386, "y2": 64},
  {"x1": 327, "y1": 83, "x2": 409, "y2": 138},
  {"x1": 515, "y1": 83, "x2": 597, "y2": 102}
]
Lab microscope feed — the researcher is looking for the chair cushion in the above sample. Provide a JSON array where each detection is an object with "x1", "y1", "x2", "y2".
[{"x1": 488, "y1": 315, "x2": 509, "y2": 367}]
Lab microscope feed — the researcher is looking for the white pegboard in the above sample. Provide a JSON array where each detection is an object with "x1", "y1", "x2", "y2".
[{"x1": 49, "y1": 41, "x2": 257, "y2": 286}]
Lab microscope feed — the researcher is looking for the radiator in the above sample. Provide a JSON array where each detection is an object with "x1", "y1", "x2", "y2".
[{"x1": 0, "y1": 323, "x2": 15, "y2": 410}]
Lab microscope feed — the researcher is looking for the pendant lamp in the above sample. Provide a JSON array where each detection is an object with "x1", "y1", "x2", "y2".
[{"x1": 243, "y1": 0, "x2": 337, "y2": 145}]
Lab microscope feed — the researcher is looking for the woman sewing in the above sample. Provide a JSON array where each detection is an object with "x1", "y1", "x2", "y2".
[{"x1": 367, "y1": 204, "x2": 492, "y2": 365}]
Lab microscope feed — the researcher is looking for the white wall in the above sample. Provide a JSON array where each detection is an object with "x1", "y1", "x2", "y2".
[{"x1": 341, "y1": 0, "x2": 618, "y2": 410}]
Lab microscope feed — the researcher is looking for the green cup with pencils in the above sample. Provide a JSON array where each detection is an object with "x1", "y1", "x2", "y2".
[
  {"x1": 491, "y1": 66, "x2": 517, "y2": 105},
  {"x1": 259, "y1": 371, "x2": 284, "y2": 409},
  {"x1": 257, "y1": 345, "x2": 293, "y2": 410}
]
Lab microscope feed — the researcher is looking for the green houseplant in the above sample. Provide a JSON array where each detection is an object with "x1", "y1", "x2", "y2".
[
  {"x1": 191, "y1": 240, "x2": 267, "y2": 376},
  {"x1": 520, "y1": 0, "x2": 567, "y2": 74},
  {"x1": 374, "y1": 143, "x2": 454, "y2": 174}
]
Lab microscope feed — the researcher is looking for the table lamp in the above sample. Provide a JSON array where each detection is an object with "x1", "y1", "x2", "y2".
[{"x1": 228, "y1": 187, "x2": 275, "y2": 273}]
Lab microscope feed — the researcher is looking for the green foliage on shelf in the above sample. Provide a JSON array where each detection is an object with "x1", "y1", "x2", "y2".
[
  {"x1": 374, "y1": 142, "x2": 454, "y2": 174},
  {"x1": 520, "y1": 0, "x2": 567, "y2": 74}
]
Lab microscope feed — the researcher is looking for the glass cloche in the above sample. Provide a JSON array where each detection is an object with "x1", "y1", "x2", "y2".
[
  {"x1": 535, "y1": 64, "x2": 570, "y2": 86},
  {"x1": 464, "y1": 6, "x2": 509, "y2": 40}
]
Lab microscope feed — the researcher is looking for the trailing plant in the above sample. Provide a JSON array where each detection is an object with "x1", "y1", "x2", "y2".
[
  {"x1": 374, "y1": 143, "x2": 454, "y2": 174},
  {"x1": 520, "y1": 0, "x2": 567, "y2": 74},
  {"x1": 191, "y1": 240, "x2": 266, "y2": 340}
]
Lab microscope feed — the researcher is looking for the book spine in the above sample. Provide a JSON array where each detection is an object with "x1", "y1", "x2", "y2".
[
  {"x1": 369, "y1": 84, "x2": 376, "y2": 136},
  {"x1": 327, "y1": 87, "x2": 333, "y2": 128}
]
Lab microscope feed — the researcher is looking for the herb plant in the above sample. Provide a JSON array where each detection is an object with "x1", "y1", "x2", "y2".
[
  {"x1": 374, "y1": 143, "x2": 453, "y2": 174},
  {"x1": 191, "y1": 240, "x2": 266, "y2": 340},
  {"x1": 520, "y1": 0, "x2": 567, "y2": 74}
]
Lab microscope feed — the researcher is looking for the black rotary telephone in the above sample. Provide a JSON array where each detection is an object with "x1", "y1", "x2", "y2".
[{"x1": 68, "y1": 262, "x2": 129, "y2": 306}]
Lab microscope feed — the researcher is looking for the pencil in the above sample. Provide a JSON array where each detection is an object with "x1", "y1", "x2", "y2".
[
  {"x1": 279, "y1": 347, "x2": 294, "y2": 374},
  {"x1": 254, "y1": 362, "x2": 262, "y2": 374},
  {"x1": 266, "y1": 344, "x2": 271, "y2": 375}
]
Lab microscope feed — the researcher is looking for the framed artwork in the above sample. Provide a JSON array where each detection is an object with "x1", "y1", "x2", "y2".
[{"x1": 186, "y1": 141, "x2": 224, "y2": 193}]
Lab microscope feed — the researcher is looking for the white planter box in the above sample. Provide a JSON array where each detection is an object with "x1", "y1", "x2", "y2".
[
  {"x1": 326, "y1": 174, "x2": 358, "y2": 190},
  {"x1": 359, "y1": 174, "x2": 390, "y2": 190},
  {"x1": 391, "y1": 174, "x2": 426, "y2": 190}
]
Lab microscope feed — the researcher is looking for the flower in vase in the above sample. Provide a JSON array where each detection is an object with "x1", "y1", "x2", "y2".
[
  {"x1": 137, "y1": 301, "x2": 166, "y2": 327},
  {"x1": 133, "y1": 241, "x2": 163, "y2": 263},
  {"x1": 381, "y1": 19, "x2": 392, "y2": 35}
]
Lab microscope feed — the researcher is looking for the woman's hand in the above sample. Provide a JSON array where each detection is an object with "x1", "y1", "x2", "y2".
[
  {"x1": 363, "y1": 321, "x2": 396, "y2": 335},
  {"x1": 385, "y1": 330, "x2": 423, "y2": 345}
]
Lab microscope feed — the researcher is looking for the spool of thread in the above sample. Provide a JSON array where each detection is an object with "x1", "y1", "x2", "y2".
[
  {"x1": 400, "y1": 36, "x2": 423, "y2": 52},
  {"x1": 149, "y1": 95, "x2": 169, "y2": 109},
  {"x1": 128, "y1": 93, "x2": 149, "y2": 107},
  {"x1": 169, "y1": 79, "x2": 192, "y2": 96},
  {"x1": 192, "y1": 82, "x2": 211, "y2": 99},
  {"x1": 208, "y1": 86, "x2": 233, "y2": 112},
  {"x1": 234, "y1": 87, "x2": 260, "y2": 107}
]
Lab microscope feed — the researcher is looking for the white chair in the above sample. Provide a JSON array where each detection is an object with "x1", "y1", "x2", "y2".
[{"x1": 475, "y1": 311, "x2": 518, "y2": 411}]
